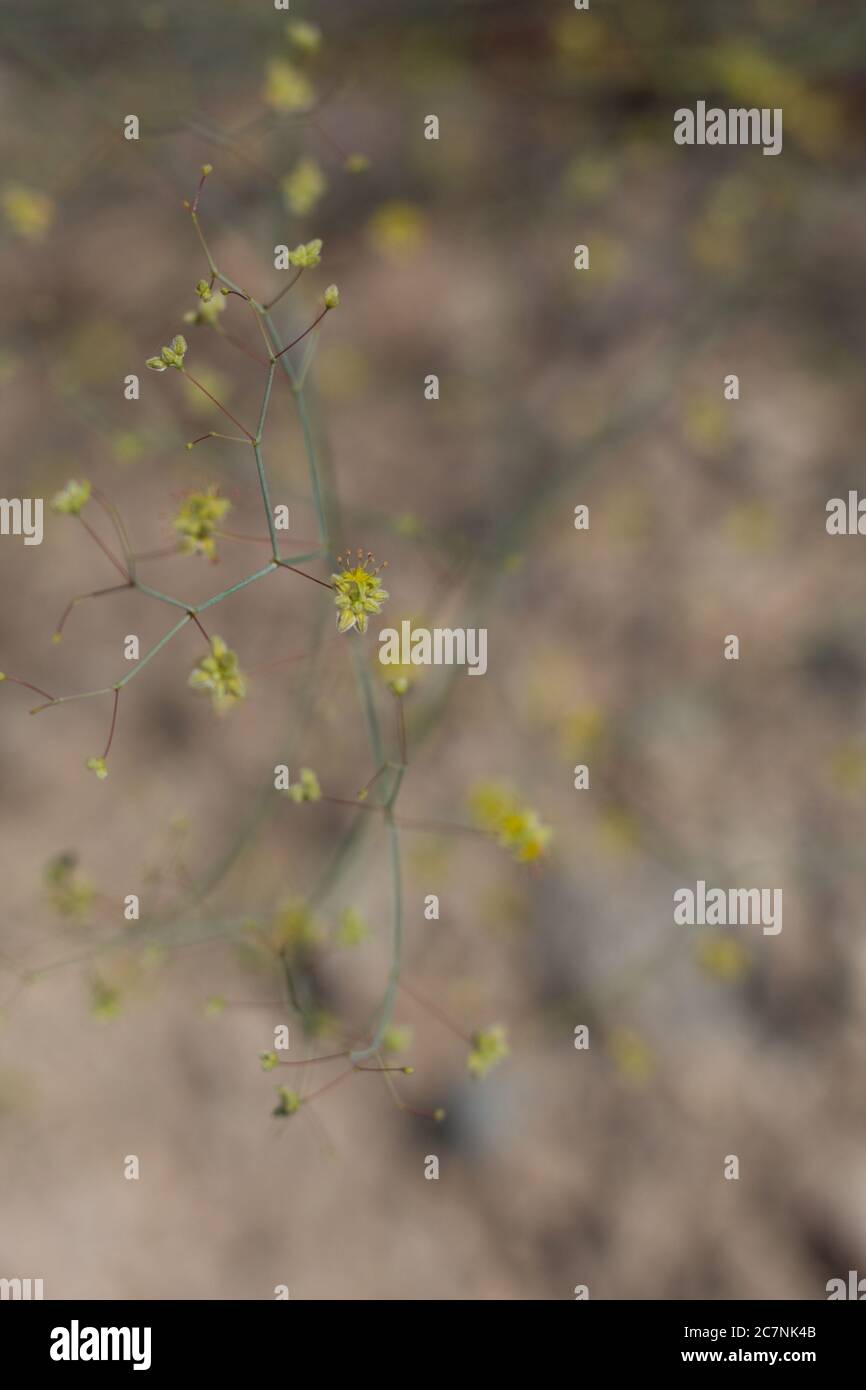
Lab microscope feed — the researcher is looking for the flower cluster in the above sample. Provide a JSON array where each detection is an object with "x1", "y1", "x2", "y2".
[
  {"x1": 50, "y1": 479, "x2": 91, "y2": 515},
  {"x1": 146, "y1": 334, "x2": 188, "y2": 372},
  {"x1": 172, "y1": 486, "x2": 231, "y2": 561},
  {"x1": 285, "y1": 767, "x2": 321, "y2": 803},
  {"x1": 287, "y1": 238, "x2": 323, "y2": 268},
  {"x1": 331, "y1": 551, "x2": 389, "y2": 635},
  {"x1": 188, "y1": 636, "x2": 246, "y2": 712},
  {"x1": 467, "y1": 1025, "x2": 509, "y2": 1079},
  {"x1": 468, "y1": 783, "x2": 552, "y2": 863}
]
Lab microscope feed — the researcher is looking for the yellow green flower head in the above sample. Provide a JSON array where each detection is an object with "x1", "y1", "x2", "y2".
[
  {"x1": 273, "y1": 1087, "x2": 302, "y2": 1117},
  {"x1": 188, "y1": 635, "x2": 246, "y2": 713},
  {"x1": 381, "y1": 1024, "x2": 412, "y2": 1056},
  {"x1": 270, "y1": 900, "x2": 319, "y2": 955},
  {"x1": 44, "y1": 853, "x2": 94, "y2": 919},
  {"x1": 184, "y1": 294, "x2": 225, "y2": 328},
  {"x1": 50, "y1": 478, "x2": 91, "y2": 515},
  {"x1": 331, "y1": 550, "x2": 389, "y2": 635},
  {"x1": 204, "y1": 995, "x2": 226, "y2": 1017},
  {"x1": 467, "y1": 1024, "x2": 509, "y2": 1080},
  {"x1": 2, "y1": 183, "x2": 54, "y2": 241},
  {"x1": 344, "y1": 153, "x2": 370, "y2": 174},
  {"x1": 286, "y1": 19, "x2": 322, "y2": 53},
  {"x1": 90, "y1": 976, "x2": 121, "y2": 1021},
  {"x1": 323, "y1": 283, "x2": 340, "y2": 309},
  {"x1": 195, "y1": 279, "x2": 213, "y2": 301},
  {"x1": 468, "y1": 782, "x2": 552, "y2": 864},
  {"x1": 172, "y1": 485, "x2": 231, "y2": 561},
  {"x1": 285, "y1": 767, "x2": 321, "y2": 803},
  {"x1": 695, "y1": 933, "x2": 751, "y2": 983},
  {"x1": 259, "y1": 1051, "x2": 279, "y2": 1072},
  {"x1": 146, "y1": 334, "x2": 187, "y2": 371},
  {"x1": 263, "y1": 57, "x2": 314, "y2": 112},
  {"x1": 281, "y1": 159, "x2": 327, "y2": 217},
  {"x1": 85, "y1": 756, "x2": 108, "y2": 781},
  {"x1": 336, "y1": 907, "x2": 369, "y2": 948},
  {"x1": 287, "y1": 238, "x2": 323, "y2": 269}
]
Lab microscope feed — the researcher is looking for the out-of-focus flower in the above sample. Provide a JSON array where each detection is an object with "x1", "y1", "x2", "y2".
[
  {"x1": 188, "y1": 636, "x2": 246, "y2": 712},
  {"x1": 285, "y1": 767, "x2": 321, "y2": 803},
  {"x1": 263, "y1": 57, "x2": 314, "y2": 112},
  {"x1": 468, "y1": 782, "x2": 552, "y2": 864},
  {"x1": 366, "y1": 202, "x2": 426, "y2": 257},
  {"x1": 44, "y1": 853, "x2": 94, "y2": 918},
  {"x1": 50, "y1": 479, "x2": 91, "y2": 515},
  {"x1": 344, "y1": 153, "x2": 370, "y2": 174},
  {"x1": 85, "y1": 756, "x2": 108, "y2": 781},
  {"x1": 467, "y1": 1024, "x2": 509, "y2": 1079},
  {"x1": 90, "y1": 977, "x2": 121, "y2": 1021},
  {"x1": 184, "y1": 294, "x2": 225, "y2": 328},
  {"x1": 335, "y1": 908, "x2": 369, "y2": 948},
  {"x1": 281, "y1": 159, "x2": 327, "y2": 217},
  {"x1": 381, "y1": 1024, "x2": 412, "y2": 1056},
  {"x1": 696, "y1": 933, "x2": 751, "y2": 983},
  {"x1": 607, "y1": 1028, "x2": 654, "y2": 1084},
  {"x1": 332, "y1": 552, "x2": 388, "y2": 634},
  {"x1": 2, "y1": 183, "x2": 54, "y2": 240},
  {"x1": 270, "y1": 900, "x2": 320, "y2": 956},
  {"x1": 273, "y1": 1087, "x2": 302, "y2": 1116},
  {"x1": 286, "y1": 19, "x2": 322, "y2": 53},
  {"x1": 172, "y1": 486, "x2": 231, "y2": 562}
]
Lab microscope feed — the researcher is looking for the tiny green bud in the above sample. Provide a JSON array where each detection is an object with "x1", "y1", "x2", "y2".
[
  {"x1": 201, "y1": 163, "x2": 213, "y2": 176},
  {"x1": 85, "y1": 756, "x2": 108, "y2": 780},
  {"x1": 323, "y1": 283, "x2": 340, "y2": 309}
]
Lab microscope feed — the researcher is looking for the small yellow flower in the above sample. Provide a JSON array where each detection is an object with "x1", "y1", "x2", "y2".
[
  {"x1": 381, "y1": 1024, "x2": 412, "y2": 1056},
  {"x1": 188, "y1": 635, "x2": 246, "y2": 712},
  {"x1": 146, "y1": 334, "x2": 187, "y2": 371},
  {"x1": 467, "y1": 1025, "x2": 509, "y2": 1079},
  {"x1": 263, "y1": 57, "x2": 314, "y2": 112},
  {"x1": 366, "y1": 201, "x2": 426, "y2": 257},
  {"x1": 331, "y1": 551, "x2": 389, "y2": 635},
  {"x1": 468, "y1": 782, "x2": 552, "y2": 863},
  {"x1": 273, "y1": 1087, "x2": 302, "y2": 1117},
  {"x1": 2, "y1": 183, "x2": 54, "y2": 240},
  {"x1": 322, "y1": 283, "x2": 340, "y2": 309},
  {"x1": 695, "y1": 933, "x2": 751, "y2": 984},
  {"x1": 85, "y1": 756, "x2": 108, "y2": 781},
  {"x1": 259, "y1": 1052, "x2": 279, "y2": 1072},
  {"x1": 270, "y1": 900, "x2": 320, "y2": 956},
  {"x1": 286, "y1": 19, "x2": 322, "y2": 53},
  {"x1": 286, "y1": 238, "x2": 323, "y2": 268},
  {"x1": 204, "y1": 995, "x2": 226, "y2": 1017},
  {"x1": 172, "y1": 486, "x2": 231, "y2": 561},
  {"x1": 336, "y1": 908, "x2": 369, "y2": 948},
  {"x1": 344, "y1": 153, "x2": 370, "y2": 174},
  {"x1": 183, "y1": 294, "x2": 225, "y2": 328},
  {"x1": 281, "y1": 159, "x2": 327, "y2": 217},
  {"x1": 50, "y1": 479, "x2": 91, "y2": 515},
  {"x1": 285, "y1": 767, "x2": 322, "y2": 803}
]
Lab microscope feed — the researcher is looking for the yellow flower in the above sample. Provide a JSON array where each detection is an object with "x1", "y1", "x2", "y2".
[
  {"x1": 322, "y1": 283, "x2": 340, "y2": 309},
  {"x1": 270, "y1": 900, "x2": 319, "y2": 956},
  {"x1": 366, "y1": 202, "x2": 426, "y2": 257},
  {"x1": 281, "y1": 159, "x2": 327, "y2": 217},
  {"x1": 287, "y1": 238, "x2": 323, "y2": 268},
  {"x1": 467, "y1": 1025, "x2": 509, "y2": 1079},
  {"x1": 85, "y1": 756, "x2": 108, "y2": 781},
  {"x1": 2, "y1": 183, "x2": 54, "y2": 240},
  {"x1": 50, "y1": 479, "x2": 91, "y2": 515},
  {"x1": 285, "y1": 767, "x2": 321, "y2": 803},
  {"x1": 468, "y1": 782, "x2": 551, "y2": 863},
  {"x1": 259, "y1": 1052, "x2": 279, "y2": 1072},
  {"x1": 336, "y1": 908, "x2": 369, "y2": 948},
  {"x1": 146, "y1": 334, "x2": 187, "y2": 371},
  {"x1": 331, "y1": 551, "x2": 388, "y2": 635},
  {"x1": 183, "y1": 294, "x2": 225, "y2": 328},
  {"x1": 695, "y1": 933, "x2": 751, "y2": 984},
  {"x1": 286, "y1": 19, "x2": 322, "y2": 53},
  {"x1": 188, "y1": 636, "x2": 246, "y2": 712},
  {"x1": 172, "y1": 486, "x2": 231, "y2": 561},
  {"x1": 273, "y1": 1087, "x2": 302, "y2": 1116},
  {"x1": 263, "y1": 57, "x2": 314, "y2": 112}
]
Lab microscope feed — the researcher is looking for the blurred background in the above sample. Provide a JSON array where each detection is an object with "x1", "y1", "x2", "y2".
[{"x1": 2, "y1": 0, "x2": 866, "y2": 1300}]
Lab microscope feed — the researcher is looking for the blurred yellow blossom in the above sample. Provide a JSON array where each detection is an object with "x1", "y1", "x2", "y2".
[{"x1": 2, "y1": 183, "x2": 54, "y2": 240}]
